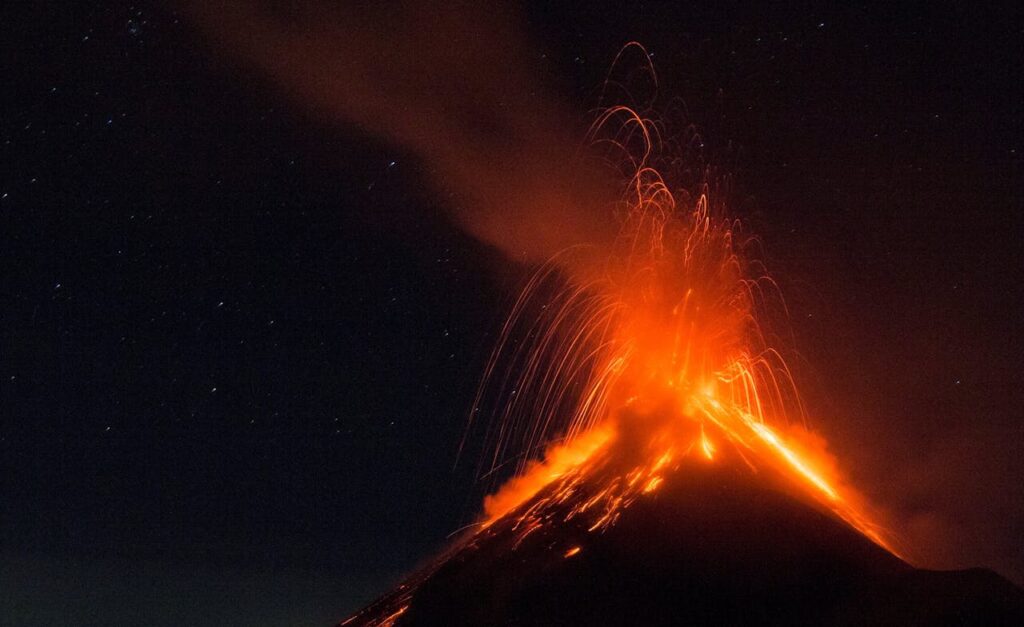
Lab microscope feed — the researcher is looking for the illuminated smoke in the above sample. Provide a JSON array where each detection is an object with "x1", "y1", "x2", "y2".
[{"x1": 184, "y1": 0, "x2": 615, "y2": 264}]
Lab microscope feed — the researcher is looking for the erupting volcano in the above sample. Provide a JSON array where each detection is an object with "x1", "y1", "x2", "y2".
[
  {"x1": 465, "y1": 100, "x2": 896, "y2": 554},
  {"x1": 338, "y1": 51, "x2": 1022, "y2": 626}
]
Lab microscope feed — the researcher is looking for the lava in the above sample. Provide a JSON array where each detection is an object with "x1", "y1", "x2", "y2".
[{"x1": 464, "y1": 45, "x2": 900, "y2": 559}]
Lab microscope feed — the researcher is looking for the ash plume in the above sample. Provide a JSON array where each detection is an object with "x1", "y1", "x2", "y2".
[{"x1": 183, "y1": 0, "x2": 615, "y2": 265}]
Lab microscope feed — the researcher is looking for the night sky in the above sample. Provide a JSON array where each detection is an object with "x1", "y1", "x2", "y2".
[{"x1": 2, "y1": 2, "x2": 1021, "y2": 625}]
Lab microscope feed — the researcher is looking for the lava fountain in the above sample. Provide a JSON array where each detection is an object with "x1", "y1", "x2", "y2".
[{"x1": 461, "y1": 49, "x2": 900, "y2": 558}]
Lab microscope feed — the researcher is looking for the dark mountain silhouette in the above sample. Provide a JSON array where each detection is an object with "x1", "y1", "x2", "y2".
[{"x1": 342, "y1": 458, "x2": 1024, "y2": 626}]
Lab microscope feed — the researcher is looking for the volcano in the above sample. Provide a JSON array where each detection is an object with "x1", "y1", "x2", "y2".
[
  {"x1": 334, "y1": 52, "x2": 1022, "y2": 626},
  {"x1": 341, "y1": 455, "x2": 1024, "y2": 626}
]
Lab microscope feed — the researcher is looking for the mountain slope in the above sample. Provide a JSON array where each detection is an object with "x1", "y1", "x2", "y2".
[{"x1": 343, "y1": 460, "x2": 1024, "y2": 626}]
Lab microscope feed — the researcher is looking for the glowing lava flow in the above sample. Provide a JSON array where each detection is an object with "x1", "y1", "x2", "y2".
[{"x1": 467, "y1": 72, "x2": 899, "y2": 558}]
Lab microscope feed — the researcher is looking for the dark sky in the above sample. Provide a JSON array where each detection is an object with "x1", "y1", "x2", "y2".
[{"x1": 2, "y1": 1, "x2": 1021, "y2": 625}]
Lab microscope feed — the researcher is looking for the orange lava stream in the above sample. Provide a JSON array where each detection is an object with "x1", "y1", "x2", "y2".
[{"x1": 480, "y1": 383, "x2": 899, "y2": 557}]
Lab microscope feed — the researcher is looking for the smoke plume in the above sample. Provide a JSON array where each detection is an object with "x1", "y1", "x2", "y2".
[{"x1": 184, "y1": 0, "x2": 615, "y2": 264}]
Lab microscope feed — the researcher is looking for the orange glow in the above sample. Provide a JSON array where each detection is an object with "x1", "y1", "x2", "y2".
[
  {"x1": 564, "y1": 546, "x2": 582, "y2": 558},
  {"x1": 482, "y1": 425, "x2": 614, "y2": 525},
  {"x1": 470, "y1": 46, "x2": 901, "y2": 560},
  {"x1": 700, "y1": 426, "x2": 716, "y2": 460},
  {"x1": 748, "y1": 421, "x2": 837, "y2": 500},
  {"x1": 643, "y1": 476, "x2": 663, "y2": 493}
]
